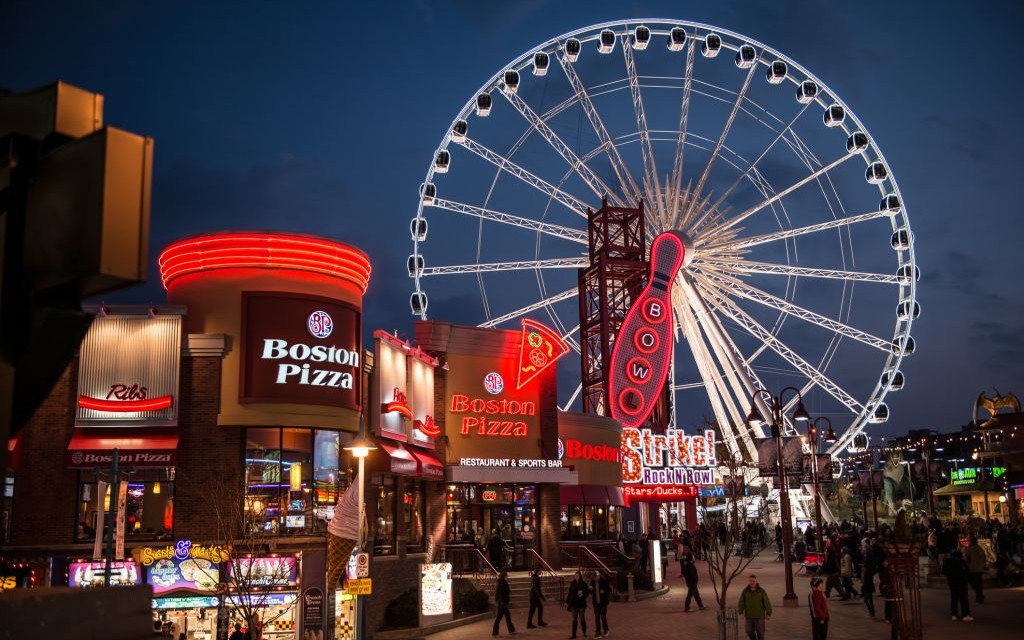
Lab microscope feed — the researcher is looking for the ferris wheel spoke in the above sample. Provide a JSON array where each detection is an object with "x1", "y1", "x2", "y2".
[
  {"x1": 500, "y1": 90, "x2": 626, "y2": 207},
  {"x1": 620, "y1": 33, "x2": 665, "y2": 226},
  {"x1": 458, "y1": 138, "x2": 591, "y2": 217},
  {"x1": 704, "y1": 208, "x2": 890, "y2": 252},
  {"x1": 556, "y1": 48, "x2": 643, "y2": 206},
  {"x1": 479, "y1": 287, "x2": 578, "y2": 328},
  {"x1": 421, "y1": 257, "x2": 589, "y2": 277},
  {"x1": 695, "y1": 277, "x2": 865, "y2": 415},
  {"x1": 692, "y1": 268, "x2": 892, "y2": 351},
  {"x1": 560, "y1": 382, "x2": 584, "y2": 412},
  {"x1": 668, "y1": 39, "x2": 697, "y2": 230},
  {"x1": 698, "y1": 152, "x2": 855, "y2": 240},
  {"x1": 682, "y1": 62, "x2": 760, "y2": 229},
  {"x1": 705, "y1": 102, "x2": 813, "y2": 219},
  {"x1": 430, "y1": 198, "x2": 587, "y2": 245},
  {"x1": 695, "y1": 258, "x2": 899, "y2": 284}
]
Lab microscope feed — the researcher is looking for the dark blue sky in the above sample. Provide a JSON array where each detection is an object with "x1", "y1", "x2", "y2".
[{"x1": 3, "y1": 1, "x2": 1023, "y2": 438}]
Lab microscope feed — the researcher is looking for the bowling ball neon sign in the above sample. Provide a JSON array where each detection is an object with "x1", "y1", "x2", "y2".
[{"x1": 609, "y1": 231, "x2": 692, "y2": 428}]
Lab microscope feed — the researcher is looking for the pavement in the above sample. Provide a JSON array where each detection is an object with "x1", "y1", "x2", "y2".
[{"x1": 421, "y1": 549, "x2": 1024, "y2": 640}]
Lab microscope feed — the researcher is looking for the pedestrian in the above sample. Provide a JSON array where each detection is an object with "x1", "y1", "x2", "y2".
[
  {"x1": 229, "y1": 623, "x2": 244, "y2": 640},
  {"x1": 488, "y1": 529, "x2": 504, "y2": 569},
  {"x1": 966, "y1": 536, "x2": 986, "y2": 604},
  {"x1": 840, "y1": 547, "x2": 858, "y2": 599},
  {"x1": 492, "y1": 569, "x2": 516, "y2": 636},
  {"x1": 638, "y1": 532, "x2": 650, "y2": 574},
  {"x1": 820, "y1": 544, "x2": 843, "y2": 598},
  {"x1": 942, "y1": 549, "x2": 973, "y2": 621},
  {"x1": 566, "y1": 570, "x2": 589, "y2": 639},
  {"x1": 589, "y1": 571, "x2": 611, "y2": 638},
  {"x1": 737, "y1": 574, "x2": 772, "y2": 640},
  {"x1": 808, "y1": 577, "x2": 829, "y2": 640},
  {"x1": 682, "y1": 554, "x2": 706, "y2": 612},
  {"x1": 676, "y1": 535, "x2": 689, "y2": 577},
  {"x1": 861, "y1": 569, "x2": 876, "y2": 618},
  {"x1": 526, "y1": 566, "x2": 547, "y2": 628}
]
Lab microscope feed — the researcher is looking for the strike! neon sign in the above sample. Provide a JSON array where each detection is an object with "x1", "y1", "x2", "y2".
[{"x1": 621, "y1": 428, "x2": 717, "y2": 484}]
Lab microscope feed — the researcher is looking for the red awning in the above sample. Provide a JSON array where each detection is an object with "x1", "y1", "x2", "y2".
[
  {"x1": 66, "y1": 427, "x2": 179, "y2": 468},
  {"x1": 582, "y1": 485, "x2": 609, "y2": 505},
  {"x1": 408, "y1": 447, "x2": 445, "y2": 480},
  {"x1": 7, "y1": 432, "x2": 23, "y2": 472},
  {"x1": 606, "y1": 486, "x2": 625, "y2": 507},
  {"x1": 560, "y1": 485, "x2": 585, "y2": 505},
  {"x1": 371, "y1": 441, "x2": 418, "y2": 476}
]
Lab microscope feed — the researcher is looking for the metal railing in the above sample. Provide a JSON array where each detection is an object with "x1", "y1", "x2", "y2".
[
  {"x1": 444, "y1": 544, "x2": 499, "y2": 591},
  {"x1": 527, "y1": 548, "x2": 565, "y2": 603}
]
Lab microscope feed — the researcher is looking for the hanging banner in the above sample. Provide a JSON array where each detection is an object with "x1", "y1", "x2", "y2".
[
  {"x1": 93, "y1": 480, "x2": 108, "y2": 561},
  {"x1": 115, "y1": 480, "x2": 128, "y2": 559},
  {"x1": 755, "y1": 437, "x2": 803, "y2": 477}
]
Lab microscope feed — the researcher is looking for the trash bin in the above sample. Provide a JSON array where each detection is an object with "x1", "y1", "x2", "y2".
[{"x1": 717, "y1": 608, "x2": 739, "y2": 640}]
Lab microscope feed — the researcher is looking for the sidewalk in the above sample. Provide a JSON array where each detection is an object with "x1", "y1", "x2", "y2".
[{"x1": 420, "y1": 549, "x2": 1024, "y2": 639}]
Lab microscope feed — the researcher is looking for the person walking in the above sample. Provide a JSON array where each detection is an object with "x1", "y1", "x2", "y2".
[
  {"x1": 682, "y1": 554, "x2": 706, "y2": 612},
  {"x1": 966, "y1": 535, "x2": 986, "y2": 604},
  {"x1": 566, "y1": 570, "x2": 589, "y2": 639},
  {"x1": 492, "y1": 569, "x2": 516, "y2": 636},
  {"x1": 861, "y1": 568, "x2": 876, "y2": 618},
  {"x1": 737, "y1": 574, "x2": 772, "y2": 640},
  {"x1": 589, "y1": 571, "x2": 611, "y2": 638},
  {"x1": 840, "y1": 547, "x2": 858, "y2": 600},
  {"x1": 526, "y1": 566, "x2": 547, "y2": 629},
  {"x1": 488, "y1": 529, "x2": 505, "y2": 570},
  {"x1": 808, "y1": 577, "x2": 829, "y2": 640},
  {"x1": 942, "y1": 549, "x2": 973, "y2": 621}
]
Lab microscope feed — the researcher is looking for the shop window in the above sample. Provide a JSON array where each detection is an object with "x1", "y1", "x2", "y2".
[
  {"x1": 373, "y1": 477, "x2": 396, "y2": 555},
  {"x1": 245, "y1": 428, "x2": 316, "y2": 535},
  {"x1": 75, "y1": 471, "x2": 174, "y2": 541},
  {"x1": 404, "y1": 480, "x2": 425, "y2": 552}
]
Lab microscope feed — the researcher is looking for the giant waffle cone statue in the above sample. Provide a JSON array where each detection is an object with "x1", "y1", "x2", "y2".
[{"x1": 326, "y1": 479, "x2": 361, "y2": 589}]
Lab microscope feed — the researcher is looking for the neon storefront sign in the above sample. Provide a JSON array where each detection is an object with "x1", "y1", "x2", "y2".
[
  {"x1": 449, "y1": 394, "x2": 535, "y2": 436},
  {"x1": 623, "y1": 484, "x2": 698, "y2": 505},
  {"x1": 621, "y1": 428, "x2": 717, "y2": 484}
]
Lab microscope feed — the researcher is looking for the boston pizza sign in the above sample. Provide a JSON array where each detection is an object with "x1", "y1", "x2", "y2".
[{"x1": 241, "y1": 292, "x2": 361, "y2": 409}]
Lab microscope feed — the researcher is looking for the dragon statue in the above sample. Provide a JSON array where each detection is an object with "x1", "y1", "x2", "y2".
[{"x1": 973, "y1": 389, "x2": 1022, "y2": 427}]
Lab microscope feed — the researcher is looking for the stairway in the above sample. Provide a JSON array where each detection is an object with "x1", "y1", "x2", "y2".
[{"x1": 479, "y1": 572, "x2": 567, "y2": 609}]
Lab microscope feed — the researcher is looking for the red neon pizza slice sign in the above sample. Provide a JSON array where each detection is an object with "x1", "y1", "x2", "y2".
[
  {"x1": 516, "y1": 318, "x2": 569, "y2": 389},
  {"x1": 609, "y1": 231, "x2": 690, "y2": 428}
]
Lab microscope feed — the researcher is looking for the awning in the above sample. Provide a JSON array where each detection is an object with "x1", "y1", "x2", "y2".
[
  {"x1": 606, "y1": 486, "x2": 625, "y2": 507},
  {"x1": 66, "y1": 427, "x2": 179, "y2": 468},
  {"x1": 582, "y1": 485, "x2": 609, "y2": 504},
  {"x1": 447, "y1": 465, "x2": 578, "y2": 484},
  {"x1": 560, "y1": 485, "x2": 585, "y2": 504},
  {"x1": 7, "y1": 432, "x2": 23, "y2": 471},
  {"x1": 408, "y1": 447, "x2": 445, "y2": 480},
  {"x1": 369, "y1": 441, "x2": 418, "y2": 476}
]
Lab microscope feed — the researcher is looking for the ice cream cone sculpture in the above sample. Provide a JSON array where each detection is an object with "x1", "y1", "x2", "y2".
[{"x1": 326, "y1": 477, "x2": 362, "y2": 588}]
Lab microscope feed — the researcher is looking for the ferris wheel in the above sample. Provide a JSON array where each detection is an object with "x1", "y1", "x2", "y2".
[{"x1": 408, "y1": 20, "x2": 918, "y2": 460}]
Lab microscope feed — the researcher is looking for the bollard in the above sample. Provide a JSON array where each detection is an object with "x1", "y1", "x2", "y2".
[{"x1": 626, "y1": 572, "x2": 636, "y2": 601}]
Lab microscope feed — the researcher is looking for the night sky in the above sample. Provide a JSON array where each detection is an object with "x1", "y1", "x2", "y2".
[{"x1": 3, "y1": 1, "x2": 1023, "y2": 441}]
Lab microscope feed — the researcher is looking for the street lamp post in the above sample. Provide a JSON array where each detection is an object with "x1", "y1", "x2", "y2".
[
  {"x1": 746, "y1": 386, "x2": 809, "y2": 607},
  {"x1": 344, "y1": 416, "x2": 377, "y2": 640},
  {"x1": 808, "y1": 417, "x2": 837, "y2": 552}
]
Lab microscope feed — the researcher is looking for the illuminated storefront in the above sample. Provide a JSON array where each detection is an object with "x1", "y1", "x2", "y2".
[{"x1": 557, "y1": 412, "x2": 624, "y2": 540}]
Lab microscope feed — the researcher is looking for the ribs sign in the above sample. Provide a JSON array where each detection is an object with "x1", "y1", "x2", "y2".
[{"x1": 609, "y1": 231, "x2": 691, "y2": 428}]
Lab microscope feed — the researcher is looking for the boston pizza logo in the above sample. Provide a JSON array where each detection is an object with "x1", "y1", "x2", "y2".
[
  {"x1": 557, "y1": 438, "x2": 565, "y2": 460},
  {"x1": 483, "y1": 372, "x2": 504, "y2": 395},
  {"x1": 307, "y1": 310, "x2": 334, "y2": 339}
]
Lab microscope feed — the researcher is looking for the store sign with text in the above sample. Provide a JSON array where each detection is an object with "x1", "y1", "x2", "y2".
[
  {"x1": 68, "y1": 561, "x2": 141, "y2": 588},
  {"x1": 132, "y1": 541, "x2": 229, "y2": 594},
  {"x1": 240, "y1": 292, "x2": 361, "y2": 409},
  {"x1": 228, "y1": 556, "x2": 298, "y2": 588},
  {"x1": 374, "y1": 331, "x2": 438, "y2": 445},
  {"x1": 76, "y1": 313, "x2": 182, "y2": 426},
  {"x1": 621, "y1": 428, "x2": 717, "y2": 486},
  {"x1": 623, "y1": 484, "x2": 698, "y2": 505},
  {"x1": 458, "y1": 457, "x2": 563, "y2": 469},
  {"x1": 444, "y1": 345, "x2": 545, "y2": 462}
]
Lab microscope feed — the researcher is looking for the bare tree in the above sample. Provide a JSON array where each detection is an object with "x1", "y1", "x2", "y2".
[
  {"x1": 702, "y1": 456, "x2": 761, "y2": 617},
  {"x1": 187, "y1": 470, "x2": 298, "y2": 633}
]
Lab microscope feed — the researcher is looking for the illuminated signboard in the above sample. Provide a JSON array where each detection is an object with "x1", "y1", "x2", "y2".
[
  {"x1": 608, "y1": 232, "x2": 691, "y2": 428},
  {"x1": 516, "y1": 319, "x2": 569, "y2": 389},
  {"x1": 228, "y1": 556, "x2": 299, "y2": 588},
  {"x1": 621, "y1": 428, "x2": 717, "y2": 485},
  {"x1": 68, "y1": 561, "x2": 141, "y2": 588},
  {"x1": 951, "y1": 467, "x2": 1007, "y2": 486},
  {"x1": 420, "y1": 562, "x2": 454, "y2": 623},
  {"x1": 76, "y1": 312, "x2": 182, "y2": 426},
  {"x1": 623, "y1": 484, "x2": 699, "y2": 505},
  {"x1": 132, "y1": 540, "x2": 230, "y2": 595},
  {"x1": 240, "y1": 292, "x2": 361, "y2": 409},
  {"x1": 374, "y1": 331, "x2": 439, "y2": 444}
]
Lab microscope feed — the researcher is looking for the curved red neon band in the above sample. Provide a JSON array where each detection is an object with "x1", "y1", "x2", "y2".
[
  {"x1": 79, "y1": 395, "x2": 174, "y2": 412},
  {"x1": 384, "y1": 401, "x2": 413, "y2": 419},
  {"x1": 158, "y1": 233, "x2": 372, "y2": 293}
]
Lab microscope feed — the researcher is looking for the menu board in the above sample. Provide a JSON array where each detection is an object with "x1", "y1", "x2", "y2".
[
  {"x1": 147, "y1": 556, "x2": 220, "y2": 594},
  {"x1": 68, "y1": 561, "x2": 141, "y2": 588},
  {"x1": 419, "y1": 563, "x2": 453, "y2": 623}
]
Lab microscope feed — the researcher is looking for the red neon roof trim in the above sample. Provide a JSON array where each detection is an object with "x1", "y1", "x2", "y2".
[
  {"x1": 78, "y1": 395, "x2": 174, "y2": 412},
  {"x1": 158, "y1": 233, "x2": 372, "y2": 293},
  {"x1": 383, "y1": 401, "x2": 413, "y2": 419}
]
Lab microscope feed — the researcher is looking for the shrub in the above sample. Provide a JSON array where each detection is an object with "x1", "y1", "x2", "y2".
[
  {"x1": 382, "y1": 587, "x2": 418, "y2": 630},
  {"x1": 453, "y1": 577, "x2": 490, "y2": 616}
]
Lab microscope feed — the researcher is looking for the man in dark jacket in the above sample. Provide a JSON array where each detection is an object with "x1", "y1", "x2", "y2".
[
  {"x1": 966, "y1": 536, "x2": 986, "y2": 603},
  {"x1": 682, "y1": 554, "x2": 706, "y2": 612},
  {"x1": 527, "y1": 566, "x2": 547, "y2": 628},
  {"x1": 493, "y1": 570, "x2": 516, "y2": 636},
  {"x1": 488, "y1": 529, "x2": 504, "y2": 569},
  {"x1": 589, "y1": 571, "x2": 612, "y2": 638},
  {"x1": 942, "y1": 550, "x2": 973, "y2": 621},
  {"x1": 566, "y1": 570, "x2": 589, "y2": 639}
]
